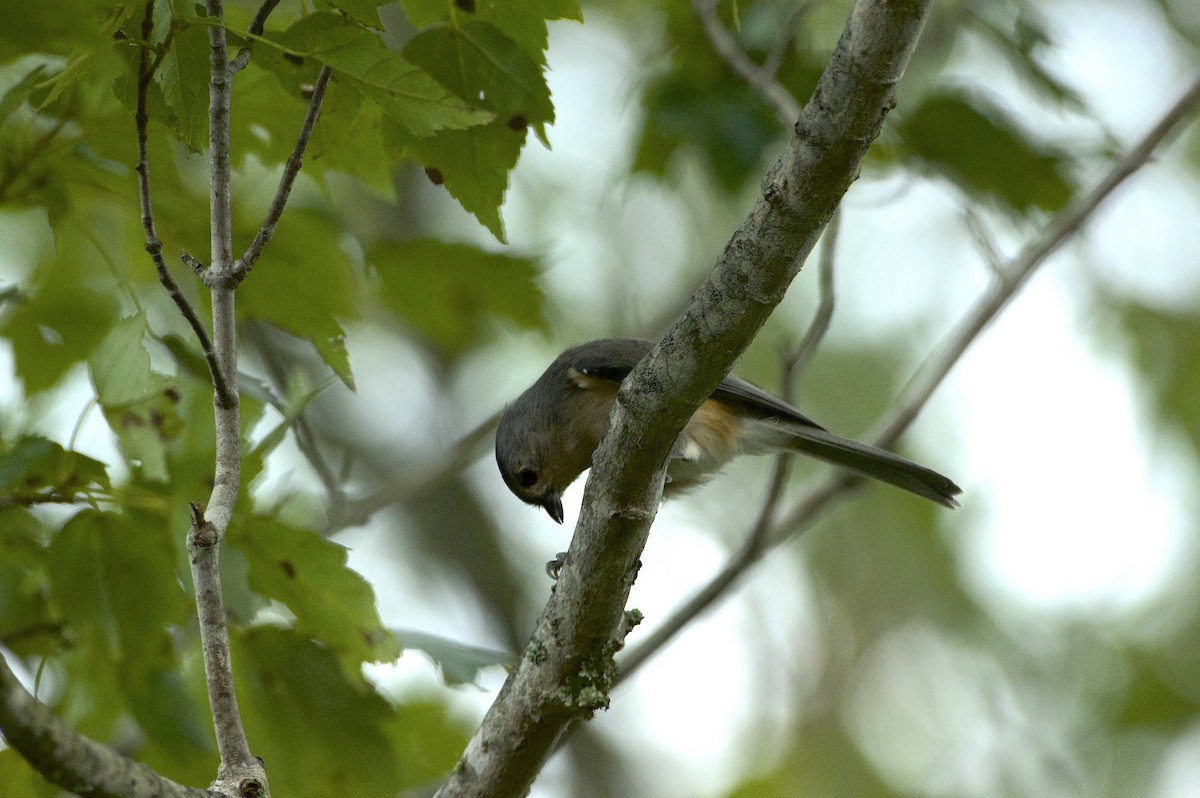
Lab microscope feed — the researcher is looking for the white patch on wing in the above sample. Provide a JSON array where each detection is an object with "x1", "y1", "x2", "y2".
[
  {"x1": 567, "y1": 367, "x2": 592, "y2": 389},
  {"x1": 679, "y1": 437, "x2": 703, "y2": 462}
]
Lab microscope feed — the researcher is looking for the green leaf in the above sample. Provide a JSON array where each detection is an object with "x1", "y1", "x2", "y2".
[
  {"x1": 1116, "y1": 653, "x2": 1200, "y2": 731},
  {"x1": 369, "y1": 238, "x2": 544, "y2": 355},
  {"x1": 0, "y1": 248, "x2": 119, "y2": 396},
  {"x1": 44, "y1": 508, "x2": 207, "y2": 755},
  {"x1": 236, "y1": 208, "x2": 357, "y2": 389},
  {"x1": 0, "y1": 1, "x2": 130, "y2": 58},
  {"x1": 44, "y1": 508, "x2": 199, "y2": 749},
  {"x1": 393, "y1": 628, "x2": 512, "y2": 685},
  {"x1": 634, "y1": 73, "x2": 780, "y2": 192},
  {"x1": 324, "y1": 0, "x2": 388, "y2": 29},
  {"x1": 0, "y1": 436, "x2": 110, "y2": 505},
  {"x1": 0, "y1": 63, "x2": 47, "y2": 125},
  {"x1": 101, "y1": 390, "x2": 185, "y2": 482},
  {"x1": 89, "y1": 315, "x2": 183, "y2": 481},
  {"x1": 383, "y1": 699, "x2": 473, "y2": 788},
  {"x1": 401, "y1": 0, "x2": 583, "y2": 50},
  {"x1": 1117, "y1": 302, "x2": 1200, "y2": 454},
  {"x1": 228, "y1": 518, "x2": 400, "y2": 677},
  {"x1": 244, "y1": 373, "x2": 335, "y2": 482},
  {"x1": 155, "y1": 12, "x2": 210, "y2": 153},
  {"x1": 895, "y1": 91, "x2": 1074, "y2": 215},
  {"x1": 474, "y1": 0, "x2": 584, "y2": 65},
  {"x1": 403, "y1": 22, "x2": 553, "y2": 129},
  {"x1": 401, "y1": 21, "x2": 553, "y2": 221},
  {"x1": 630, "y1": 1, "x2": 813, "y2": 193},
  {"x1": 0, "y1": 507, "x2": 58, "y2": 657},
  {"x1": 233, "y1": 628, "x2": 405, "y2": 796},
  {"x1": 89, "y1": 314, "x2": 170, "y2": 407},
  {"x1": 271, "y1": 13, "x2": 493, "y2": 137},
  {"x1": 393, "y1": 119, "x2": 525, "y2": 240},
  {"x1": 35, "y1": 50, "x2": 96, "y2": 110},
  {"x1": 968, "y1": 8, "x2": 1087, "y2": 112},
  {"x1": 47, "y1": 509, "x2": 190, "y2": 658},
  {"x1": 397, "y1": 0, "x2": 450, "y2": 27}
]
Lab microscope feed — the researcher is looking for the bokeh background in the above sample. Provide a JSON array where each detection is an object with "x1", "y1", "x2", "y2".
[{"x1": 3, "y1": 1, "x2": 1200, "y2": 796}]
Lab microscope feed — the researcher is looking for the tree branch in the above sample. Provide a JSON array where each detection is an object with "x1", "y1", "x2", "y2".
[
  {"x1": 0, "y1": 655, "x2": 217, "y2": 798},
  {"x1": 784, "y1": 206, "x2": 840, "y2": 379},
  {"x1": 435, "y1": 2, "x2": 933, "y2": 795},
  {"x1": 693, "y1": 0, "x2": 801, "y2": 126},
  {"x1": 617, "y1": 210, "x2": 840, "y2": 686},
  {"x1": 615, "y1": 71, "x2": 1200, "y2": 683},
  {"x1": 233, "y1": 65, "x2": 334, "y2": 282},
  {"x1": 870, "y1": 72, "x2": 1200, "y2": 453},
  {"x1": 762, "y1": 1, "x2": 814, "y2": 78},
  {"x1": 324, "y1": 411, "x2": 501, "y2": 535},
  {"x1": 230, "y1": 0, "x2": 282, "y2": 73},
  {"x1": 205, "y1": 0, "x2": 235, "y2": 286},
  {"x1": 134, "y1": 1, "x2": 234, "y2": 408},
  {"x1": 192, "y1": 1, "x2": 260, "y2": 790}
]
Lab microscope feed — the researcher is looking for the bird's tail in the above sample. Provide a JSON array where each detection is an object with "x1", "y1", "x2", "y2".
[{"x1": 776, "y1": 425, "x2": 961, "y2": 508}]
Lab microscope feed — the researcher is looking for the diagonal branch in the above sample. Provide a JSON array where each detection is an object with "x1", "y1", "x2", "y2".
[
  {"x1": 436, "y1": 2, "x2": 934, "y2": 795},
  {"x1": 230, "y1": 0, "x2": 282, "y2": 73},
  {"x1": 869, "y1": 72, "x2": 1200, "y2": 454},
  {"x1": 617, "y1": 210, "x2": 840, "y2": 685},
  {"x1": 0, "y1": 655, "x2": 217, "y2": 798},
  {"x1": 616, "y1": 71, "x2": 1200, "y2": 683},
  {"x1": 784, "y1": 206, "x2": 840, "y2": 380},
  {"x1": 233, "y1": 65, "x2": 334, "y2": 282},
  {"x1": 324, "y1": 411, "x2": 501, "y2": 535},
  {"x1": 693, "y1": 0, "x2": 801, "y2": 126},
  {"x1": 134, "y1": 1, "x2": 234, "y2": 409},
  {"x1": 762, "y1": 1, "x2": 814, "y2": 78}
]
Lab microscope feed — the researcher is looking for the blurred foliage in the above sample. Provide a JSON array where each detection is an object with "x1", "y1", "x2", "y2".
[
  {"x1": 892, "y1": 89, "x2": 1074, "y2": 214},
  {"x1": 0, "y1": 0, "x2": 1198, "y2": 797}
]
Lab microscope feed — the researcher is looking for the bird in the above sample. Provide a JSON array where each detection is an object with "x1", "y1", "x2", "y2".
[{"x1": 495, "y1": 338, "x2": 960, "y2": 523}]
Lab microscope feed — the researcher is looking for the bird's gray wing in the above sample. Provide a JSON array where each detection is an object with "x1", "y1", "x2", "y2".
[
  {"x1": 711, "y1": 374, "x2": 825, "y2": 430},
  {"x1": 566, "y1": 337, "x2": 824, "y2": 430},
  {"x1": 562, "y1": 338, "x2": 654, "y2": 384}
]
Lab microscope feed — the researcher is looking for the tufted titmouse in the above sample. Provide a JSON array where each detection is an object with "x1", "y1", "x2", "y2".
[{"x1": 495, "y1": 338, "x2": 960, "y2": 523}]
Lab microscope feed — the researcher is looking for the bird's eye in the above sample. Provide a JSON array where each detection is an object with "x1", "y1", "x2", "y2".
[{"x1": 517, "y1": 468, "x2": 538, "y2": 488}]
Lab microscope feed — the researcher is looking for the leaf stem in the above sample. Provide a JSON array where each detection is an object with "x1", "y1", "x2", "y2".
[
  {"x1": 233, "y1": 65, "x2": 334, "y2": 282},
  {"x1": 135, "y1": 0, "x2": 234, "y2": 408}
]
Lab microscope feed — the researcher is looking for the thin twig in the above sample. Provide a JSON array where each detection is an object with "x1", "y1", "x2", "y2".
[
  {"x1": 193, "y1": 3, "x2": 261, "y2": 791},
  {"x1": 784, "y1": 206, "x2": 840, "y2": 380},
  {"x1": 762, "y1": 1, "x2": 815, "y2": 78},
  {"x1": 205, "y1": 0, "x2": 235, "y2": 285},
  {"x1": 247, "y1": 323, "x2": 346, "y2": 504},
  {"x1": 181, "y1": 249, "x2": 208, "y2": 276},
  {"x1": 616, "y1": 73, "x2": 1200, "y2": 682},
  {"x1": 185, "y1": 504, "x2": 250, "y2": 781},
  {"x1": 324, "y1": 411, "x2": 502, "y2": 535},
  {"x1": 693, "y1": 0, "x2": 801, "y2": 127},
  {"x1": 230, "y1": 0, "x2": 282, "y2": 73},
  {"x1": 872, "y1": 72, "x2": 1200, "y2": 453},
  {"x1": 133, "y1": 1, "x2": 231, "y2": 408},
  {"x1": 233, "y1": 65, "x2": 334, "y2": 282},
  {"x1": 962, "y1": 206, "x2": 1006, "y2": 275},
  {"x1": 0, "y1": 118, "x2": 67, "y2": 203}
]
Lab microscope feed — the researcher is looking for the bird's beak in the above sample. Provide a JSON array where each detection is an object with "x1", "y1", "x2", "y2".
[{"x1": 541, "y1": 492, "x2": 564, "y2": 524}]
